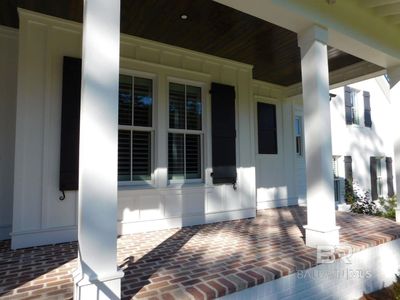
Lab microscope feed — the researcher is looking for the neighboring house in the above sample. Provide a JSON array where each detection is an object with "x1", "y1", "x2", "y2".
[
  {"x1": 1, "y1": 1, "x2": 400, "y2": 299},
  {"x1": 330, "y1": 77, "x2": 396, "y2": 203}
]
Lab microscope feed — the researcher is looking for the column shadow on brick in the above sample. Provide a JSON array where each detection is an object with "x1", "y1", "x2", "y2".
[{"x1": 119, "y1": 226, "x2": 201, "y2": 299}]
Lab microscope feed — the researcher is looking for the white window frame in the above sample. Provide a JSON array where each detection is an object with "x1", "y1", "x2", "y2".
[
  {"x1": 350, "y1": 88, "x2": 364, "y2": 126},
  {"x1": 376, "y1": 157, "x2": 383, "y2": 198},
  {"x1": 167, "y1": 77, "x2": 205, "y2": 185},
  {"x1": 294, "y1": 115, "x2": 304, "y2": 157},
  {"x1": 118, "y1": 69, "x2": 157, "y2": 186}
]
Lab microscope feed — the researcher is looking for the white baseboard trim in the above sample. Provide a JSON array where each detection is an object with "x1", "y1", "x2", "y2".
[
  {"x1": 219, "y1": 238, "x2": 400, "y2": 300},
  {"x1": 10, "y1": 209, "x2": 256, "y2": 248},
  {"x1": 11, "y1": 226, "x2": 77, "y2": 249},
  {"x1": 257, "y1": 197, "x2": 298, "y2": 210},
  {"x1": 0, "y1": 225, "x2": 12, "y2": 241},
  {"x1": 118, "y1": 208, "x2": 256, "y2": 235}
]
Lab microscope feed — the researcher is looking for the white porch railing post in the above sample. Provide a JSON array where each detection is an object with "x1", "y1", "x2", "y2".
[
  {"x1": 73, "y1": 0, "x2": 123, "y2": 299},
  {"x1": 298, "y1": 25, "x2": 340, "y2": 248},
  {"x1": 388, "y1": 66, "x2": 400, "y2": 223}
]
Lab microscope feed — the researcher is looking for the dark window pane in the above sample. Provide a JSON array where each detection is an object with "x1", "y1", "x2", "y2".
[
  {"x1": 134, "y1": 77, "x2": 153, "y2": 127},
  {"x1": 169, "y1": 83, "x2": 185, "y2": 129},
  {"x1": 168, "y1": 133, "x2": 184, "y2": 180},
  {"x1": 132, "y1": 131, "x2": 151, "y2": 181},
  {"x1": 119, "y1": 75, "x2": 132, "y2": 126},
  {"x1": 186, "y1": 134, "x2": 201, "y2": 179},
  {"x1": 186, "y1": 85, "x2": 202, "y2": 130},
  {"x1": 118, "y1": 130, "x2": 131, "y2": 181},
  {"x1": 257, "y1": 102, "x2": 277, "y2": 154}
]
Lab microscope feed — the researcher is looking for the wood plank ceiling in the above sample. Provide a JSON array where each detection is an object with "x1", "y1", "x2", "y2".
[{"x1": 1, "y1": 0, "x2": 379, "y2": 86}]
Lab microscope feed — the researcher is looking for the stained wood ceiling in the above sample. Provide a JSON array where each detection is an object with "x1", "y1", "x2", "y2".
[{"x1": 1, "y1": 0, "x2": 379, "y2": 86}]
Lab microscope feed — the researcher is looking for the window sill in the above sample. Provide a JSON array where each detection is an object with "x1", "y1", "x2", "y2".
[{"x1": 118, "y1": 182, "x2": 214, "y2": 192}]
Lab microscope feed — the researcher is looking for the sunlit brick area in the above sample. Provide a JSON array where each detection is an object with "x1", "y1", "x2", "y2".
[{"x1": 1, "y1": 207, "x2": 400, "y2": 300}]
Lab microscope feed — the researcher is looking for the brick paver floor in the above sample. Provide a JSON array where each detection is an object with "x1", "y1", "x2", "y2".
[{"x1": 1, "y1": 207, "x2": 400, "y2": 299}]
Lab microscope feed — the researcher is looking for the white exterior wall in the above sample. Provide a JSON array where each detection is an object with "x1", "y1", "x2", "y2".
[
  {"x1": 253, "y1": 81, "x2": 299, "y2": 209},
  {"x1": 11, "y1": 10, "x2": 258, "y2": 247},
  {"x1": 330, "y1": 77, "x2": 395, "y2": 197},
  {"x1": 0, "y1": 26, "x2": 18, "y2": 240}
]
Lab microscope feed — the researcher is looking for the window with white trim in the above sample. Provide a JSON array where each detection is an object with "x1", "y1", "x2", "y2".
[
  {"x1": 376, "y1": 157, "x2": 383, "y2": 197},
  {"x1": 168, "y1": 82, "x2": 203, "y2": 182},
  {"x1": 295, "y1": 116, "x2": 303, "y2": 156},
  {"x1": 118, "y1": 74, "x2": 154, "y2": 182},
  {"x1": 350, "y1": 88, "x2": 363, "y2": 125}
]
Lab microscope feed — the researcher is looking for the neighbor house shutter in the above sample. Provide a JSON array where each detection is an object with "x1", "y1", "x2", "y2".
[
  {"x1": 386, "y1": 157, "x2": 395, "y2": 197},
  {"x1": 370, "y1": 157, "x2": 378, "y2": 200},
  {"x1": 344, "y1": 86, "x2": 353, "y2": 125},
  {"x1": 364, "y1": 91, "x2": 372, "y2": 128},
  {"x1": 344, "y1": 156, "x2": 353, "y2": 197},
  {"x1": 59, "y1": 56, "x2": 82, "y2": 191},
  {"x1": 344, "y1": 156, "x2": 353, "y2": 182},
  {"x1": 210, "y1": 82, "x2": 237, "y2": 185}
]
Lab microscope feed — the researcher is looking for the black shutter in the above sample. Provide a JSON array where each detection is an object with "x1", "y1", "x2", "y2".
[
  {"x1": 344, "y1": 156, "x2": 353, "y2": 182},
  {"x1": 59, "y1": 57, "x2": 82, "y2": 191},
  {"x1": 370, "y1": 157, "x2": 378, "y2": 200},
  {"x1": 386, "y1": 157, "x2": 395, "y2": 197},
  {"x1": 210, "y1": 83, "x2": 237, "y2": 185},
  {"x1": 344, "y1": 86, "x2": 353, "y2": 125},
  {"x1": 344, "y1": 156, "x2": 353, "y2": 196},
  {"x1": 364, "y1": 91, "x2": 372, "y2": 128}
]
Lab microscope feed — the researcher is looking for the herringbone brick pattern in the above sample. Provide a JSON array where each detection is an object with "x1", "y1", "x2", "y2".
[{"x1": 1, "y1": 207, "x2": 400, "y2": 299}]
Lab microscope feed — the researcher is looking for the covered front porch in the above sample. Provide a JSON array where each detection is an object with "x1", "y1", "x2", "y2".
[
  {"x1": 2, "y1": 0, "x2": 400, "y2": 299},
  {"x1": 1, "y1": 206, "x2": 400, "y2": 299}
]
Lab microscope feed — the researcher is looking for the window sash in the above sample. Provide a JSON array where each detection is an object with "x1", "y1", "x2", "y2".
[
  {"x1": 118, "y1": 73, "x2": 154, "y2": 183},
  {"x1": 168, "y1": 81, "x2": 204, "y2": 183}
]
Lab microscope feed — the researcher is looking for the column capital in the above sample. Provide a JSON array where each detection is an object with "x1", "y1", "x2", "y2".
[
  {"x1": 298, "y1": 25, "x2": 328, "y2": 53},
  {"x1": 387, "y1": 65, "x2": 400, "y2": 89}
]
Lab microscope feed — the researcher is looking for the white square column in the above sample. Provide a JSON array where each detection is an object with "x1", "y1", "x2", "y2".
[
  {"x1": 387, "y1": 66, "x2": 400, "y2": 223},
  {"x1": 298, "y1": 25, "x2": 340, "y2": 248},
  {"x1": 73, "y1": 0, "x2": 123, "y2": 299}
]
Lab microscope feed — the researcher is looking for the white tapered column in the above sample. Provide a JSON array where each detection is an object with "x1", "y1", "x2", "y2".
[
  {"x1": 298, "y1": 25, "x2": 340, "y2": 248},
  {"x1": 387, "y1": 66, "x2": 400, "y2": 223},
  {"x1": 73, "y1": 0, "x2": 123, "y2": 299}
]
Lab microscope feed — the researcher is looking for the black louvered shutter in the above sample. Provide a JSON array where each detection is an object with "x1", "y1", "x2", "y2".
[
  {"x1": 344, "y1": 156, "x2": 353, "y2": 197},
  {"x1": 344, "y1": 86, "x2": 353, "y2": 125},
  {"x1": 210, "y1": 83, "x2": 237, "y2": 185},
  {"x1": 370, "y1": 157, "x2": 378, "y2": 200},
  {"x1": 344, "y1": 156, "x2": 353, "y2": 182},
  {"x1": 59, "y1": 56, "x2": 82, "y2": 191},
  {"x1": 386, "y1": 157, "x2": 395, "y2": 197},
  {"x1": 364, "y1": 91, "x2": 372, "y2": 128}
]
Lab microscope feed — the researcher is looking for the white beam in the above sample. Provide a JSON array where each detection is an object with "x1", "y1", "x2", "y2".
[
  {"x1": 298, "y1": 25, "x2": 340, "y2": 248},
  {"x1": 375, "y1": 3, "x2": 400, "y2": 16},
  {"x1": 363, "y1": 0, "x2": 400, "y2": 8},
  {"x1": 73, "y1": 0, "x2": 123, "y2": 299},
  {"x1": 388, "y1": 66, "x2": 400, "y2": 223}
]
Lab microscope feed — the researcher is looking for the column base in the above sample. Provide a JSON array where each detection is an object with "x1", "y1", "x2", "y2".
[
  {"x1": 396, "y1": 208, "x2": 400, "y2": 223},
  {"x1": 73, "y1": 269, "x2": 124, "y2": 300},
  {"x1": 304, "y1": 225, "x2": 340, "y2": 248}
]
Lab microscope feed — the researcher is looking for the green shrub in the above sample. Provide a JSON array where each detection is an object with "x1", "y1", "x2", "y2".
[{"x1": 378, "y1": 196, "x2": 397, "y2": 220}]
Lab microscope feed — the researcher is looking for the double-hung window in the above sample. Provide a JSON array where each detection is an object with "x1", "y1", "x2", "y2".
[
  {"x1": 295, "y1": 116, "x2": 303, "y2": 156},
  {"x1": 168, "y1": 82, "x2": 203, "y2": 182},
  {"x1": 118, "y1": 74, "x2": 154, "y2": 183},
  {"x1": 350, "y1": 88, "x2": 363, "y2": 125},
  {"x1": 376, "y1": 157, "x2": 383, "y2": 197}
]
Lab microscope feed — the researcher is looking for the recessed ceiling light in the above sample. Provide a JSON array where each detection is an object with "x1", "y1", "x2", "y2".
[{"x1": 180, "y1": 14, "x2": 188, "y2": 20}]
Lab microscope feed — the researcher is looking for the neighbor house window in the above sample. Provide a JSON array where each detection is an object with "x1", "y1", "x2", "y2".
[
  {"x1": 118, "y1": 74, "x2": 153, "y2": 182},
  {"x1": 168, "y1": 82, "x2": 203, "y2": 181},
  {"x1": 376, "y1": 157, "x2": 383, "y2": 197},
  {"x1": 350, "y1": 88, "x2": 363, "y2": 125},
  {"x1": 257, "y1": 102, "x2": 277, "y2": 154},
  {"x1": 295, "y1": 116, "x2": 303, "y2": 156}
]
